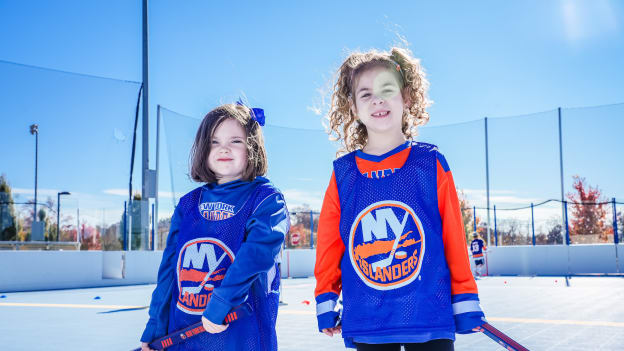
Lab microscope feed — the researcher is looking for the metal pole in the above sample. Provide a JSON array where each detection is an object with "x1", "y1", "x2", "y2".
[
  {"x1": 310, "y1": 211, "x2": 314, "y2": 249},
  {"x1": 123, "y1": 201, "x2": 127, "y2": 250},
  {"x1": 141, "y1": 0, "x2": 150, "y2": 250},
  {"x1": 557, "y1": 107, "x2": 566, "y2": 237},
  {"x1": 558, "y1": 108, "x2": 571, "y2": 281},
  {"x1": 613, "y1": 198, "x2": 619, "y2": 245},
  {"x1": 56, "y1": 192, "x2": 69, "y2": 242},
  {"x1": 57, "y1": 193, "x2": 60, "y2": 242},
  {"x1": 613, "y1": 198, "x2": 620, "y2": 273},
  {"x1": 151, "y1": 202, "x2": 155, "y2": 250},
  {"x1": 76, "y1": 207, "x2": 80, "y2": 243},
  {"x1": 473, "y1": 206, "x2": 477, "y2": 233},
  {"x1": 33, "y1": 129, "x2": 38, "y2": 226},
  {"x1": 155, "y1": 104, "x2": 161, "y2": 250},
  {"x1": 564, "y1": 200, "x2": 571, "y2": 280},
  {"x1": 484, "y1": 117, "x2": 491, "y2": 246},
  {"x1": 564, "y1": 201, "x2": 570, "y2": 245},
  {"x1": 494, "y1": 205, "x2": 498, "y2": 246},
  {"x1": 531, "y1": 203, "x2": 535, "y2": 246}
]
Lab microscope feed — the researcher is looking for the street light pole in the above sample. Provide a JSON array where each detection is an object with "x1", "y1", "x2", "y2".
[
  {"x1": 29, "y1": 124, "x2": 39, "y2": 226},
  {"x1": 57, "y1": 191, "x2": 70, "y2": 241}
]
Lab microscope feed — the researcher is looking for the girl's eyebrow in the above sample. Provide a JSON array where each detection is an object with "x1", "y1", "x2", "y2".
[{"x1": 356, "y1": 87, "x2": 371, "y2": 94}]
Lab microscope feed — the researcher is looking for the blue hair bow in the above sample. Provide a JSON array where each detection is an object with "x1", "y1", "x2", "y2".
[{"x1": 236, "y1": 99, "x2": 265, "y2": 126}]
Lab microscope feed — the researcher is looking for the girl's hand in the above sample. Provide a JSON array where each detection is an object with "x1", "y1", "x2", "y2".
[
  {"x1": 322, "y1": 326, "x2": 342, "y2": 337},
  {"x1": 202, "y1": 316, "x2": 229, "y2": 334},
  {"x1": 140, "y1": 342, "x2": 155, "y2": 351}
]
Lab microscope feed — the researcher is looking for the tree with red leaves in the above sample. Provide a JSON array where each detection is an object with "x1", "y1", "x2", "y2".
[
  {"x1": 457, "y1": 190, "x2": 477, "y2": 243},
  {"x1": 566, "y1": 176, "x2": 609, "y2": 240},
  {"x1": 79, "y1": 222, "x2": 102, "y2": 250}
]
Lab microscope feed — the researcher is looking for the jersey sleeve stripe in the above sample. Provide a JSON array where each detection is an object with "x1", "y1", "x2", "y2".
[
  {"x1": 452, "y1": 300, "x2": 483, "y2": 315},
  {"x1": 436, "y1": 151, "x2": 450, "y2": 172},
  {"x1": 316, "y1": 300, "x2": 337, "y2": 316}
]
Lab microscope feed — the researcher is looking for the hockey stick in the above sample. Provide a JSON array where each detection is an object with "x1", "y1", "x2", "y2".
[
  {"x1": 474, "y1": 323, "x2": 529, "y2": 351},
  {"x1": 132, "y1": 303, "x2": 252, "y2": 351}
]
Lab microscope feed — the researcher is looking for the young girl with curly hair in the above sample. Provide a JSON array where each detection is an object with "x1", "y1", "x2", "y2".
[
  {"x1": 314, "y1": 47, "x2": 486, "y2": 351},
  {"x1": 139, "y1": 103, "x2": 289, "y2": 351}
]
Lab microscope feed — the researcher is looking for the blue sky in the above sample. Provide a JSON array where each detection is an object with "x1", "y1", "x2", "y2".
[{"x1": 1, "y1": 0, "x2": 623, "y2": 227}]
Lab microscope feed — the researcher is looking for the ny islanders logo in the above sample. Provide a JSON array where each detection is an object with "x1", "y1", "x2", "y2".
[
  {"x1": 349, "y1": 201, "x2": 425, "y2": 290},
  {"x1": 176, "y1": 238, "x2": 234, "y2": 314}
]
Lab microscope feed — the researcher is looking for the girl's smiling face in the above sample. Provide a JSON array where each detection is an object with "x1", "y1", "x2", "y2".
[
  {"x1": 352, "y1": 66, "x2": 405, "y2": 137},
  {"x1": 207, "y1": 118, "x2": 248, "y2": 184}
]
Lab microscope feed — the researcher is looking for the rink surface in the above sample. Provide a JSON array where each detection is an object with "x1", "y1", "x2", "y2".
[{"x1": 1, "y1": 276, "x2": 623, "y2": 350}]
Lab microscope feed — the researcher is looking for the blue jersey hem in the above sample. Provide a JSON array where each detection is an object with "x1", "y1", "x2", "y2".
[{"x1": 352, "y1": 331, "x2": 455, "y2": 344}]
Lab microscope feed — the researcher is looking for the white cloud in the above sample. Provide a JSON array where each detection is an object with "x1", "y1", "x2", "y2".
[
  {"x1": 102, "y1": 188, "x2": 183, "y2": 199},
  {"x1": 102, "y1": 189, "x2": 127, "y2": 196},
  {"x1": 461, "y1": 189, "x2": 515, "y2": 196},
  {"x1": 158, "y1": 191, "x2": 184, "y2": 199},
  {"x1": 459, "y1": 188, "x2": 567, "y2": 224},
  {"x1": 294, "y1": 177, "x2": 315, "y2": 182},
  {"x1": 493, "y1": 206, "x2": 563, "y2": 223},
  {"x1": 12, "y1": 188, "x2": 69, "y2": 197},
  {"x1": 490, "y1": 195, "x2": 541, "y2": 205},
  {"x1": 561, "y1": 0, "x2": 618, "y2": 43},
  {"x1": 459, "y1": 188, "x2": 544, "y2": 207},
  {"x1": 282, "y1": 188, "x2": 323, "y2": 211}
]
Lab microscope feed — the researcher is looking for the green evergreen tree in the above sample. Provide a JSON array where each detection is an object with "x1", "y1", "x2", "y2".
[{"x1": 0, "y1": 174, "x2": 17, "y2": 241}]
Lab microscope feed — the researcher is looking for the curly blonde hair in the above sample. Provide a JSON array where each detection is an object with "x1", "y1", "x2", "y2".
[{"x1": 326, "y1": 47, "x2": 431, "y2": 155}]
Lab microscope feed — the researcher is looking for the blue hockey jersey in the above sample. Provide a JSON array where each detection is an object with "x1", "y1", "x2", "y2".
[
  {"x1": 470, "y1": 239, "x2": 486, "y2": 258},
  {"x1": 141, "y1": 177, "x2": 289, "y2": 351},
  {"x1": 315, "y1": 142, "x2": 485, "y2": 347}
]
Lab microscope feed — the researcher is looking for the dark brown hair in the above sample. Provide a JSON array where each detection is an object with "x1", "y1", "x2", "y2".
[{"x1": 190, "y1": 104, "x2": 267, "y2": 183}]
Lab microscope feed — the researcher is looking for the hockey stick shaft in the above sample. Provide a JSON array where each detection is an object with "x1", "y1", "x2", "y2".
[
  {"x1": 476, "y1": 323, "x2": 530, "y2": 351},
  {"x1": 132, "y1": 303, "x2": 252, "y2": 351}
]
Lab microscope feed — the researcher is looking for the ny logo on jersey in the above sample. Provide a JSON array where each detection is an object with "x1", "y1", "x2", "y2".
[
  {"x1": 349, "y1": 201, "x2": 425, "y2": 290},
  {"x1": 176, "y1": 238, "x2": 234, "y2": 314}
]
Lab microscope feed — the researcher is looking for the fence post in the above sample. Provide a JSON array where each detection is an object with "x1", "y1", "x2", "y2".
[
  {"x1": 0, "y1": 200, "x2": 4, "y2": 231},
  {"x1": 310, "y1": 211, "x2": 314, "y2": 249},
  {"x1": 151, "y1": 202, "x2": 155, "y2": 250},
  {"x1": 531, "y1": 203, "x2": 536, "y2": 246},
  {"x1": 76, "y1": 207, "x2": 80, "y2": 243},
  {"x1": 613, "y1": 198, "x2": 619, "y2": 245},
  {"x1": 123, "y1": 201, "x2": 127, "y2": 250},
  {"x1": 484, "y1": 117, "x2": 491, "y2": 246},
  {"x1": 494, "y1": 205, "x2": 498, "y2": 246},
  {"x1": 557, "y1": 107, "x2": 567, "y2": 244},
  {"x1": 564, "y1": 201, "x2": 570, "y2": 245},
  {"x1": 473, "y1": 206, "x2": 477, "y2": 233},
  {"x1": 155, "y1": 104, "x2": 160, "y2": 251}
]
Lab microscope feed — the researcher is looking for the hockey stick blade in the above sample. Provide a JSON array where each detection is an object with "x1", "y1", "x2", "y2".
[
  {"x1": 132, "y1": 303, "x2": 252, "y2": 351},
  {"x1": 475, "y1": 323, "x2": 530, "y2": 351}
]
